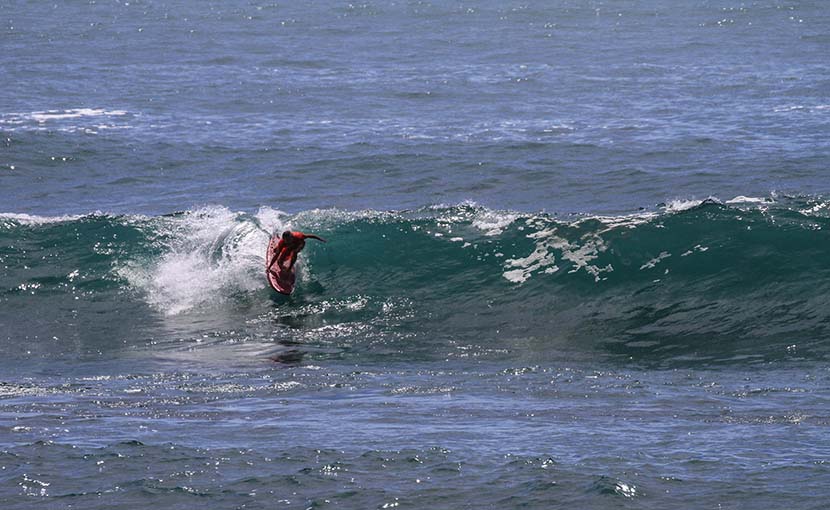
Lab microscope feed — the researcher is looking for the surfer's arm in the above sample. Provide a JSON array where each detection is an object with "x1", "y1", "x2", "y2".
[
  {"x1": 268, "y1": 241, "x2": 287, "y2": 272},
  {"x1": 302, "y1": 234, "x2": 327, "y2": 243},
  {"x1": 275, "y1": 247, "x2": 292, "y2": 270},
  {"x1": 267, "y1": 251, "x2": 280, "y2": 272}
]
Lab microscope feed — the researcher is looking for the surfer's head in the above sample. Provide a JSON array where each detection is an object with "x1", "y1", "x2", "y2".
[{"x1": 282, "y1": 230, "x2": 292, "y2": 241}]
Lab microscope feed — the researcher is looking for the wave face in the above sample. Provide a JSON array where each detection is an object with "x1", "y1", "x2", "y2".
[{"x1": 2, "y1": 197, "x2": 830, "y2": 364}]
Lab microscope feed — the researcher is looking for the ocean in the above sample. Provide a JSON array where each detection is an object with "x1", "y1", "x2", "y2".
[{"x1": 2, "y1": 0, "x2": 830, "y2": 508}]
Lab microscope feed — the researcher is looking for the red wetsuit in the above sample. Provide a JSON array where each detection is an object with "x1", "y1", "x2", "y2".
[{"x1": 268, "y1": 231, "x2": 326, "y2": 273}]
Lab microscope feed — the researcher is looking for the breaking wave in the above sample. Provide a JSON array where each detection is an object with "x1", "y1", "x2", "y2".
[{"x1": 3, "y1": 196, "x2": 830, "y2": 363}]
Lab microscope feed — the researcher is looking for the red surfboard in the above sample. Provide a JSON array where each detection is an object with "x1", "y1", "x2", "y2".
[{"x1": 266, "y1": 236, "x2": 296, "y2": 295}]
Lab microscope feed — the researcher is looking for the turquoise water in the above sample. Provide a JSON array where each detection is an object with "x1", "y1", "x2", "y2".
[{"x1": 2, "y1": 1, "x2": 830, "y2": 508}]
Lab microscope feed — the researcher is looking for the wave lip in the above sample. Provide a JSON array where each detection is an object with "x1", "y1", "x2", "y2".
[{"x1": 0, "y1": 212, "x2": 88, "y2": 226}]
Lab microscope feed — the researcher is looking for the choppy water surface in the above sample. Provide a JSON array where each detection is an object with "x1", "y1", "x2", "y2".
[
  {"x1": 4, "y1": 361, "x2": 830, "y2": 509},
  {"x1": 2, "y1": 0, "x2": 830, "y2": 508},
  {"x1": 3, "y1": 0, "x2": 829, "y2": 215}
]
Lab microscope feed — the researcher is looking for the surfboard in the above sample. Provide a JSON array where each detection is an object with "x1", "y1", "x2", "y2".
[{"x1": 266, "y1": 236, "x2": 296, "y2": 295}]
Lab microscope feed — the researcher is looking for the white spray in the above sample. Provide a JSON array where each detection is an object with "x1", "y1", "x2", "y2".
[{"x1": 119, "y1": 206, "x2": 290, "y2": 315}]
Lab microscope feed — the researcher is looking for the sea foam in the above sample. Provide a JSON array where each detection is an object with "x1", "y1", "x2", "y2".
[{"x1": 119, "y1": 206, "x2": 288, "y2": 315}]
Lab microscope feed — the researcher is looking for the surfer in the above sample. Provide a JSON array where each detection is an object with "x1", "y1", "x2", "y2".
[{"x1": 267, "y1": 230, "x2": 326, "y2": 273}]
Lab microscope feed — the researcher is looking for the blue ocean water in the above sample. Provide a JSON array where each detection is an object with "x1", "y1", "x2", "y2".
[{"x1": 2, "y1": 1, "x2": 830, "y2": 508}]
